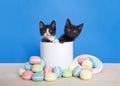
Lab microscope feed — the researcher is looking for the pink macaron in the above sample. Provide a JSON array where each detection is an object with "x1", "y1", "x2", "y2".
[
  {"x1": 77, "y1": 55, "x2": 89, "y2": 65},
  {"x1": 22, "y1": 70, "x2": 33, "y2": 80},
  {"x1": 44, "y1": 66, "x2": 53, "y2": 74},
  {"x1": 29, "y1": 56, "x2": 41, "y2": 64}
]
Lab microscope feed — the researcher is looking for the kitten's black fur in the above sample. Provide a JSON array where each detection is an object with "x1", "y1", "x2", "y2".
[
  {"x1": 39, "y1": 20, "x2": 56, "y2": 42},
  {"x1": 59, "y1": 19, "x2": 84, "y2": 43}
]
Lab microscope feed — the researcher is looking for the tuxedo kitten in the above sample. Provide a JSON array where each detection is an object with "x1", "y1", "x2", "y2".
[
  {"x1": 59, "y1": 19, "x2": 84, "y2": 43},
  {"x1": 40, "y1": 20, "x2": 58, "y2": 42}
]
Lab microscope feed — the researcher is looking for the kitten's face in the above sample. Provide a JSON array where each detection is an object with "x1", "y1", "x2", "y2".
[
  {"x1": 64, "y1": 19, "x2": 84, "y2": 38},
  {"x1": 40, "y1": 21, "x2": 56, "y2": 38}
]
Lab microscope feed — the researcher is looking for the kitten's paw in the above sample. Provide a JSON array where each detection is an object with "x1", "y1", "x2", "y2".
[
  {"x1": 59, "y1": 40, "x2": 64, "y2": 43},
  {"x1": 53, "y1": 39, "x2": 59, "y2": 43}
]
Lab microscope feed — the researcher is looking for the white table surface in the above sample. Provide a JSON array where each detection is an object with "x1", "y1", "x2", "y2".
[{"x1": 0, "y1": 63, "x2": 120, "y2": 86}]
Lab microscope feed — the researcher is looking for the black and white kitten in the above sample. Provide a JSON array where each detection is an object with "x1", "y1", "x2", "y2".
[
  {"x1": 59, "y1": 19, "x2": 84, "y2": 43},
  {"x1": 39, "y1": 20, "x2": 58, "y2": 42}
]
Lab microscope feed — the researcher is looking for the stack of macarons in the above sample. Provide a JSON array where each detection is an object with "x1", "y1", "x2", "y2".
[
  {"x1": 71, "y1": 54, "x2": 103, "y2": 80},
  {"x1": 18, "y1": 56, "x2": 63, "y2": 82},
  {"x1": 18, "y1": 54, "x2": 103, "y2": 82},
  {"x1": 72, "y1": 55, "x2": 96, "y2": 80},
  {"x1": 73, "y1": 54, "x2": 103, "y2": 74},
  {"x1": 68, "y1": 63, "x2": 92, "y2": 80},
  {"x1": 19, "y1": 56, "x2": 45, "y2": 81}
]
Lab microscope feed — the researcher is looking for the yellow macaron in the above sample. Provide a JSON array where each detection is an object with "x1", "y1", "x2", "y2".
[
  {"x1": 80, "y1": 69, "x2": 92, "y2": 80},
  {"x1": 45, "y1": 73, "x2": 57, "y2": 82},
  {"x1": 82, "y1": 60, "x2": 92, "y2": 68}
]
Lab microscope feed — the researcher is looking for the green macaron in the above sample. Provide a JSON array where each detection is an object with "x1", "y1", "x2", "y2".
[
  {"x1": 62, "y1": 69, "x2": 72, "y2": 78},
  {"x1": 32, "y1": 64, "x2": 43, "y2": 73}
]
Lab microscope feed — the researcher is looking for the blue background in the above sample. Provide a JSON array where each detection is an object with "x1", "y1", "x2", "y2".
[{"x1": 0, "y1": 0, "x2": 120, "y2": 63}]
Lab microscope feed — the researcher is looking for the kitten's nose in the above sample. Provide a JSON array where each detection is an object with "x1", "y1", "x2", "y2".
[{"x1": 46, "y1": 33, "x2": 50, "y2": 36}]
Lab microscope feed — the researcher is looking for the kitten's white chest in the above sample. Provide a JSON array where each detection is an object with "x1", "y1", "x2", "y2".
[
  {"x1": 48, "y1": 36, "x2": 55, "y2": 41},
  {"x1": 48, "y1": 36, "x2": 59, "y2": 43}
]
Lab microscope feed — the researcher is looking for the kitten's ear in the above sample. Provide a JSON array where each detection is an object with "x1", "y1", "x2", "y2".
[
  {"x1": 51, "y1": 20, "x2": 56, "y2": 28},
  {"x1": 78, "y1": 23, "x2": 84, "y2": 30},
  {"x1": 40, "y1": 21, "x2": 45, "y2": 28},
  {"x1": 65, "y1": 18, "x2": 71, "y2": 27}
]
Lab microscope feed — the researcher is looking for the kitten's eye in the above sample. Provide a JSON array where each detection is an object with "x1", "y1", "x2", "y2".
[
  {"x1": 73, "y1": 30, "x2": 77, "y2": 33},
  {"x1": 49, "y1": 30, "x2": 53, "y2": 33},
  {"x1": 67, "y1": 29, "x2": 70, "y2": 31},
  {"x1": 43, "y1": 30, "x2": 46, "y2": 33}
]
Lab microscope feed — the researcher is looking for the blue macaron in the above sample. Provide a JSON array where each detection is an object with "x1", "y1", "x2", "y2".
[
  {"x1": 88, "y1": 57, "x2": 98, "y2": 68},
  {"x1": 24, "y1": 62, "x2": 32, "y2": 70},
  {"x1": 73, "y1": 66, "x2": 82, "y2": 77},
  {"x1": 32, "y1": 73, "x2": 44, "y2": 82},
  {"x1": 40, "y1": 59, "x2": 46, "y2": 67},
  {"x1": 53, "y1": 66, "x2": 62, "y2": 78}
]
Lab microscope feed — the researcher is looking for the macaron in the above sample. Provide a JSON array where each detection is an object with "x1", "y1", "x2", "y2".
[
  {"x1": 45, "y1": 73, "x2": 57, "y2": 82},
  {"x1": 77, "y1": 55, "x2": 89, "y2": 65},
  {"x1": 22, "y1": 70, "x2": 33, "y2": 80},
  {"x1": 44, "y1": 66, "x2": 53, "y2": 74},
  {"x1": 80, "y1": 69, "x2": 92, "y2": 80},
  {"x1": 32, "y1": 73, "x2": 44, "y2": 82},
  {"x1": 24, "y1": 62, "x2": 32, "y2": 70},
  {"x1": 88, "y1": 56, "x2": 98, "y2": 68},
  {"x1": 73, "y1": 66, "x2": 82, "y2": 77},
  {"x1": 82, "y1": 60, "x2": 92, "y2": 69},
  {"x1": 30, "y1": 56, "x2": 41, "y2": 64},
  {"x1": 32, "y1": 64, "x2": 43, "y2": 73},
  {"x1": 18, "y1": 68, "x2": 25, "y2": 76},
  {"x1": 68, "y1": 63, "x2": 78, "y2": 71},
  {"x1": 62, "y1": 69, "x2": 72, "y2": 78},
  {"x1": 40, "y1": 59, "x2": 46, "y2": 67},
  {"x1": 53, "y1": 66, "x2": 62, "y2": 78}
]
